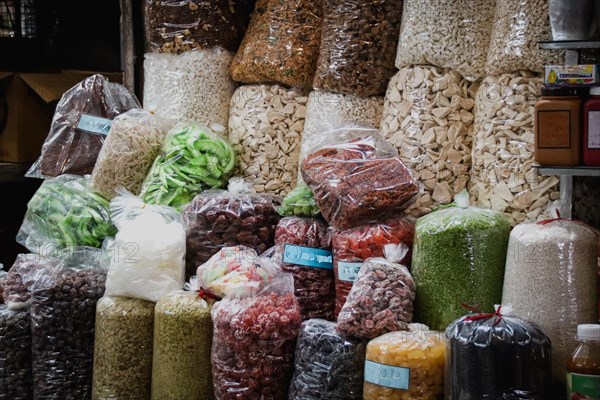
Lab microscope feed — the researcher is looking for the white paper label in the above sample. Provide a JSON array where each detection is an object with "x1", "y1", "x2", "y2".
[{"x1": 588, "y1": 111, "x2": 600, "y2": 149}]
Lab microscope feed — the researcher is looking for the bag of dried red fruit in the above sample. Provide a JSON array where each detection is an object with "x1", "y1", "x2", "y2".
[
  {"x1": 337, "y1": 243, "x2": 416, "y2": 340},
  {"x1": 332, "y1": 217, "x2": 415, "y2": 317}
]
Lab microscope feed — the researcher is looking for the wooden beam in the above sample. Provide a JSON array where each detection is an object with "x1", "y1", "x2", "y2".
[{"x1": 120, "y1": 0, "x2": 135, "y2": 92}]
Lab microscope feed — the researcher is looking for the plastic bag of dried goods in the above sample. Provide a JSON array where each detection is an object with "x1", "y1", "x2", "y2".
[
  {"x1": 104, "y1": 191, "x2": 185, "y2": 302},
  {"x1": 289, "y1": 318, "x2": 366, "y2": 400},
  {"x1": 445, "y1": 306, "x2": 553, "y2": 399},
  {"x1": 27, "y1": 74, "x2": 140, "y2": 178},
  {"x1": 337, "y1": 244, "x2": 416, "y2": 339},
  {"x1": 0, "y1": 268, "x2": 6, "y2": 304},
  {"x1": 145, "y1": 0, "x2": 253, "y2": 53},
  {"x1": 278, "y1": 185, "x2": 320, "y2": 217},
  {"x1": 4, "y1": 254, "x2": 58, "y2": 311},
  {"x1": 183, "y1": 178, "x2": 281, "y2": 278},
  {"x1": 91, "y1": 109, "x2": 169, "y2": 199},
  {"x1": 411, "y1": 191, "x2": 511, "y2": 331},
  {"x1": 230, "y1": 0, "x2": 322, "y2": 87},
  {"x1": 301, "y1": 132, "x2": 418, "y2": 230},
  {"x1": 313, "y1": 0, "x2": 403, "y2": 97},
  {"x1": 139, "y1": 122, "x2": 236, "y2": 210},
  {"x1": 548, "y1": 0, "x2": 597, "y2": 40},
  {"x1": 0, "y1": 306, "x2": 32, "y2": 400},
  {"x1": 332, "y1": 217, "x2": 415, "y2": 316}
]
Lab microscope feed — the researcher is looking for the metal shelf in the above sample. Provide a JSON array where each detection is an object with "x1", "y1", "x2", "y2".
[
  {"x1": 535, "y1": 165, "x2": 600, "y2": 177},
  {"x1": 538, "y1": 40, "x2": 600, "y2": 50},
  {"x1": 0, "y1": 162, "x2": 30, "y2": 183}
]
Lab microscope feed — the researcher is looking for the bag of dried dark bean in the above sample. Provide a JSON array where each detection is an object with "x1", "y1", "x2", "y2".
[
  {"x1": 183, "y1": 178, "x2": 281, "y2": 278},
  {"x1": 4, "y1": 254, "x2": 58, "y2": 311},
  {"x1": 289, "y1": 318, "x2": 366, "y2": 400},
  {"x1": 0, "y1": 306, "x2": 33, "y2": 400},
  {"x1": 273, "y1": 217, "x2": 335, "y2": 321},
  {"x1": 337, "y1": 243, "x2": 416, "y2": 339},
  {"x1": 30, "y1": 247, "x2": 107, "y2": 399},
  {"x1": 211, "y1": 273, "x2": 302, "y2": 400}
]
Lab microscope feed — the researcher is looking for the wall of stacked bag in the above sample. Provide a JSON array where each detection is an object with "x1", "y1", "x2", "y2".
[{"x1": 0, "y1": 0, "x2": 599, "y2": 400}]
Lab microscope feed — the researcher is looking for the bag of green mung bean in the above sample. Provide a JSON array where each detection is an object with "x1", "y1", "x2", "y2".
[{"x1": 412, "y1": 191, "x2": 511, "y2": 331}]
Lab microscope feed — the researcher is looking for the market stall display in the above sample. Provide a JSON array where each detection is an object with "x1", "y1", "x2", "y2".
[
  {"x1": 278, "y1": 185, "x2": 320, "y2": 217},
  {"x1": 0, "y1": 306, "x2": 32, "y2": 400}
]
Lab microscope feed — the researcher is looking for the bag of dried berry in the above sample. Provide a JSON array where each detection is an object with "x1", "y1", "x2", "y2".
[
  {"x1": 337, "y1": 243, "x2": 416, "y2": 339},
  {"x1": 4, "y1": 254, "x2": 58, "y2": 311},
  {"x1": 0, "y1": 306, "x2": 33, "y2": 400}
]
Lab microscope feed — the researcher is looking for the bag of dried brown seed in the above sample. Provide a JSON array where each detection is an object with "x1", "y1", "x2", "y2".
[{"x1": 230, "y1": 0, "x2": 323, "y2": 87}]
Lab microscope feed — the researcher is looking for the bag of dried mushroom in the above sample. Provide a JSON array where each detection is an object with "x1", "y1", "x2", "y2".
[
  {"x1": 469, "y1": 72, "x2": 560, "y2": 225},
  {"x1": 229, "y1": 85, "x2": 308, "y2": 196},
  {"x1": 313, "y1": 0, "x2": 403, "y2": 97},
  {"x1": 380, "y1": 66, "x2": 478, "y2": 217},
  {"x1": 230, "y1": 0, "x2": 323, "y2": 87},
  {"x1": 395, "y1": 0, "x2": 496, "y2": 82},
  {"x1": 485, "y1": 0, "x2": 563, "y2": 75},
  {"x1": 145, "y1": 0, "x2": 254, "y2": 53}
]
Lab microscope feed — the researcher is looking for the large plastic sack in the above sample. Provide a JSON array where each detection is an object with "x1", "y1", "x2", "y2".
[
  {"x1": 27, "y1": 74, "x2": 140, "y2": 178},
  {"x1": 90, "y1": 109, "x2": 169, "y2": 199},
  {"x1": 31, "y1": 247, "x2": 106, "y2": 399},
  {"x1": 380, "y1": 67, "x2": 477, "y2": 217},
  {"x1": 183, "y1": 178, "x2": 281, "y2": 278},
  {"x1": 289, "y1": 319, "x2": 366, "y2": 400},
  {"x1": 445, "y1": 306, "x2": 553, "y2": 399},
  {"x1": 145, "y1": 0, "x2": 253, "y2": 53},
  {"x1": 143, "y1": 49, "x2": 236, "y2": 127},
  {"x1": 502, "y1": 218, "x2": 599, "y2": 383},
  {"x1": 139, "y1": 122, "x2": 236, "y2": 210},
  {"x1": 230, "y1": 0, "x2": 322, "y2": 87},
  {"x1": 312, "y1": 0, "x2": 403, "y2": 97},
  {"x1": 17, "y1": 175, "x2": 116, "y2": 252},
  {"x1": 412, "y1": 191, "x2": 511, "y2": 331},
  {"x1": 4, "y1": 254, "x2": 57, "y2": 311},
  {"x1": 395, "y1": 0, "x2": 497, "y2": 82},
  {"x1": 549, "y1": 0, "x2": 597, "y2": 40},
  {"x1": 0, "y1": 306, "x2": 32, "y2": 400},
  {"x1": 104, "y1": 192, "x2": 185, "y2": 303},
  {"x1": 211, "y1": 274, "x2": 302, "y2": 400},
  {"x1": 301, "y1": 134, "x2": 418, "y2": 230},
  {"x1": 337, "y1": 244, "x2": 416, "y2": 339}
]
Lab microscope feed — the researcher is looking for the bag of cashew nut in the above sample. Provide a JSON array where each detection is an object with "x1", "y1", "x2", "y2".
[
  {"x1": 395, "y1": 0, "x2": 497, "y2": 81},
  {"x1": 336, "y1": 243, "x2": 416, "y2": 339}
]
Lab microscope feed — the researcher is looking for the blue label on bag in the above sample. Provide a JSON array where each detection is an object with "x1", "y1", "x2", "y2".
[
  {"x1": 283, "y1": 244, "x2": 333, "y2": 269},
  {"x1": 337, "y1": 261, "x2": 363, "y2": 282},
  {"x1": 77, "y1": 114, "x2": 112, "y2": 136},
  {"x1": 364, "y1": 360, "x2": 410, "y2": 390}
]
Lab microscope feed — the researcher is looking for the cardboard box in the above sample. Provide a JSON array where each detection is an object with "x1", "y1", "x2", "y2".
[
  {"x1": 0, "y1": 71, "x2": 123, "y2": 163},
  {"x1": 544, "y1": 65, "x2": 600, "y2": 86}
]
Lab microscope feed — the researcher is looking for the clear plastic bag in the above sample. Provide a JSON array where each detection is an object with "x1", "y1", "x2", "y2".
[
  {"x1": 143, "y1": 50, "x2": 235, "y2": 127},
  {"x1": 289, "y1": 318, "x2": 366, "y2": 400},
  {"x1": 548, "y1": 0, "x2": 597, "y2": 40},
  {"x1": 183, "y1": 178, "x2": 281, "y2": 278},
  {"x1": 152, "y1": 291, "x2": 214, "y2": 400},
  {"x1": 502, "y1": 219, "x2": 599, "y2": 383},
  {"x1": 364, "y1": 324, "x2": 446, "y2": 400},
  {"x1": 17, "y1": 175, "x2": 116, "y2": 252},
  {"x1": 337, "y1": 244, "x2": 416, "y2": 339},
  {"x1": 31, "y1": 247, "x2": 106, "y2": 399},
  {"x1": 312, "y1": 0, "x2": 403, "y2": 97},
  {"x1": 278, "y1": 185, "x2": 320, "y2": 217},
  {"x1": 332, "y1": 217, "x2": 415, "y2": 316},
  {"x1": 92, "y1": 296, "x2": 155, "y2": 400},
  {"x1": 4, "y1": 254, "x2": 57, "y2": 311},
  {"x1": 380, "y1": 67, "x2": 477, "y2": 217},
  {"x1": 211, "y1": 274, "x2": 302, "y2": 400},
  {"x1": 301, "y1": 134, "x2": 418, "y2": 230},
  {"x1": 91, "y1": 109, "x2": 169, "y2": 199},
  {"x1": 0, "y1": 268, "x2": 6, "y2": 304},
  {"x1": 139, "y1": 122, "x2": 236, "y2": 210},
  {"x1": 145, "y1": 0, "x2": 253, "y2": 53},
  {"x1": 445, "y1": 307, "x2": 553, "y2": 400},
  {"x1": 412, "y1": 191, "x2": 511, "y2": 331},
  {"x1": 27, "y1": 74, "x2": 140, "y2": 178},
  {"x1": 230, "y1": 0, "x2": 323, "y2": 87},
  {"x1": 104, "y1": 192, "x2": 186, "y2": 302},
  {"x1": 273, "y1": 217, "x2": 334, "y2": 321},
  {"x1": 0, "y1": 306, "x2": 32, "y2": 400},
  {"x1": 395, "y1": 0, "x2": 497, "y2": 82}
]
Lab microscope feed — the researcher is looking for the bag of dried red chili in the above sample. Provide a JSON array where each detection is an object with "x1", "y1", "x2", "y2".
[
  {"x1": 211, "y1": 272, "x2": 302, "y2": 400},
  {"x1": 332, "y1": 217, "x2": 415, "y2": 316},
  {"x1": 273, "y1": 217, "x2": 335, "y2": 321}
]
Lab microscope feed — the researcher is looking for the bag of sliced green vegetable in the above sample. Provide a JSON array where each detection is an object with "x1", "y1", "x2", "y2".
[
  {"x1": 411, "y1": 191, "x2": 511, "y2": 331},
  {"x1": 139, "y1": 122, "x2": 236, "y2": 210},
  {"x1": 17, "y1": 175, "x2": 116, "y2": 253}
]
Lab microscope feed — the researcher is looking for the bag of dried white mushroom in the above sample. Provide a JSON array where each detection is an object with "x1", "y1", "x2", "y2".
[
  {"x1": 485, "y1": 0, "x2": 563, "y2": 76},
  {"x1": 143, "y1": 49, "x2": 236, "y2": 128},
  {"x1": 469, "y1": 72, "x2": 560, "y2": 225},
  {"x1": 380, "y1": 66, "x2": 478, "y2": 217},
  {"x1": 395, "y1": 0, "x2": 496, "y2": 82},
  {"x1": 228, "y1": 85, "x2": 308, "y2": 196}
]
